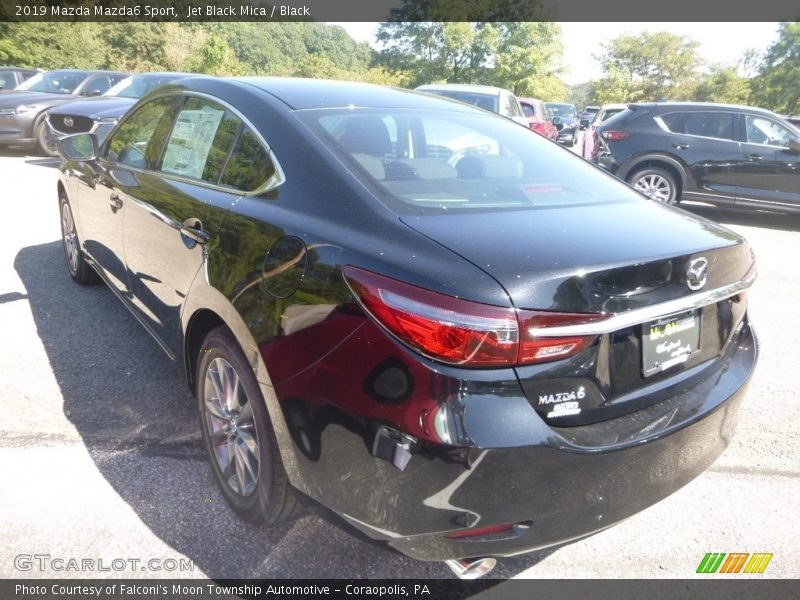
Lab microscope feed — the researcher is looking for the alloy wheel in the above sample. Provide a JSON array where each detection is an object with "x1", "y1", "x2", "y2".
[
  {"x1": 203, "y1": 357, "x2": 260, "y2": 497},
  {"x1": 633, "y1": 173, "x2": 673, "y2": 203},
  {"x1": 61, "y1": 201, "x2": 80, "y2": 276}
]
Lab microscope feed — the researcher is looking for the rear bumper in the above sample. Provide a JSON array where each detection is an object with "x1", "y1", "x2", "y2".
[{"x1": 280, "y1": 320, "x2": 757, "y2": 561}]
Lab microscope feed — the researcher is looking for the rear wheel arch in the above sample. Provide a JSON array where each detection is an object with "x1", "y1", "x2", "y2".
[
  {"x1": 180, "y1": 294, "x2": 313, "y2": 497},
  {"x1": 621, "y1": 155, "x2": 688, "y2": 199}
]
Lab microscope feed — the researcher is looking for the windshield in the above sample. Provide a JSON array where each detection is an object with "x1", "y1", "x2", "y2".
[
  {"x1": 546, "y1": 104, "x2": 577, "y2": 118},
  {"x1": 105, "y1": 74, "x2": 185, "y2": 99},
  {"x1": 422, "y1": 90, "x2": 499, "y2": 113},
  {"x1": 16, "y1": 71, "x2": 88, "y2": 94},
  {"x1": 300, "y1": 108, "x2": 640, "y2": 214}
]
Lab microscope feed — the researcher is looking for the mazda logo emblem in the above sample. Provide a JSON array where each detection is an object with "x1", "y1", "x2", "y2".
[
  {"x1": 63, "y1": 117, "x2": 74, "y2": 127},
  {"x1": 686, "y1": 257, "x2": 709, "y2": 291}
]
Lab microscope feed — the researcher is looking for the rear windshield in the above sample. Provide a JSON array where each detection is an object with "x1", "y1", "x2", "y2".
[
  {"x1": 546, "y1": 103, "x2": 576, "y2": 118},
  {"x1": 299, "y1": 108, "x2": 640, "y2": 214},
  {"x1": 421, "y1": 90, "x2": 498, "y2": 113}
]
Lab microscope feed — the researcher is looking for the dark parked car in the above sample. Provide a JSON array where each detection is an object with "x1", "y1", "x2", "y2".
[
  {"x1": 45, "y1": 72, "x2": 195, "y2": 155},
  {"x1": 56, "y1": 78, "x2": 757, "y2": 579},
  {"x1": 546, "y1": 102, "x2": 579, "y2": 145},
  {"x1": 0, "y1": 66, "x2": 40, "y2": 91},
  {"x1": 415, "y1": 83, "x2": 528, "y2": 125},
  {"x1": 0, "y1": 69, "x2": 127, "y2": 153},
  {"x1": 595, "y1": 102, "x2": 800, "y2": 211},
  {"x1": 784, "y1": 115, "x2": 800, "y2": 128},
  {"x1": 579, "y1": 105, "x2": 600, "y2": 130},
  {"x1": 518, "y1": 97, "x2": 558, "y2": 141}
]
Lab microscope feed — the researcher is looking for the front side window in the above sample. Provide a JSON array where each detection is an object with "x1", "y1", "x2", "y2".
[
  {"x1": 160, "y1": 97, "x2": 241, "y2": 183},
  {"x1": 303, "y1": 108, "x2": 641, "y2": 213},
  {"x1": 745, "y1": 115, "x2": 798, "y2": 146},
  {"x1": 105, "y1": 96, "x2": 179, "y2": 169}
]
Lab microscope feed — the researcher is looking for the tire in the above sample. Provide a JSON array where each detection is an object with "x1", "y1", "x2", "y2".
[
  {"x1": 628, "y1": 167, "x2": 679, "y2": 204},
  {"x1": 196, "y1": 326, "x2": 296, "y2": 524},
  {"x1": 59, "y1": 194, "x2": 99, "y2": 285},
  {"x1": 36, "y1": 118, "x2": 59, "y2": 157}
]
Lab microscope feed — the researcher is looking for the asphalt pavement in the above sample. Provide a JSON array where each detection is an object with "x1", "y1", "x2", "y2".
[{"x1": 1, "y1": 148, "x2": 798, "y2": 581}]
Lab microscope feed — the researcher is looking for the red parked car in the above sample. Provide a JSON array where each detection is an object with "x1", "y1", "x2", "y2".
[{"x1": 518, "y1": 97, "x2": 558, "y2": 141}]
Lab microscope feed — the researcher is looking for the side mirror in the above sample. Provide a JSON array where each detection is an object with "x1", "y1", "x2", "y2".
[
  {"x1": 58, "y1": 133, "x2": 98, "y2": 162},
  {"x1": 552, "y1": 116, "x2": 564, "y2": 131},
  {"x1": 787, "y1": 139, "x2": 800, "y2": 154},
  {"x1": 85, "y1": 90, "x2": 103, "y2": 97},
  {"x1": 579, "y1": 118, "x2": 589, "y2": 129}
]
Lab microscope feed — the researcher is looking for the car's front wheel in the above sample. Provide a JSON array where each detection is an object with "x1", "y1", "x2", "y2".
[
  {"x1": 197, "y1": 326, "x2": 296, "y2": 524},
  {"x1": 59, "y1": 194, "x2": 99, "y2": 285},
  {"x1": 629, "y1": 167, "x2": 679, "y2": 204},
  {"x1": 36, "y1": 118, "x2": 59, "y2": 157}
]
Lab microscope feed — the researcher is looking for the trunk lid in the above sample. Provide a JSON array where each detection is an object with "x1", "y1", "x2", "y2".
[{"x1": 400, "y1": 199, "x2": 751, "y2": 313}]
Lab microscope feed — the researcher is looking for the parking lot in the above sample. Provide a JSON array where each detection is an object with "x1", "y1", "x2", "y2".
[{"x1": 1, "y1": 149, "x2": 798, "y2": 581}]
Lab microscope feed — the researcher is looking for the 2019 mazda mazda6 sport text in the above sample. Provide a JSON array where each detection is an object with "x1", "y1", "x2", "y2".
[{"x1": 56, "y1": 77, "x2": 758, "y2": 578}]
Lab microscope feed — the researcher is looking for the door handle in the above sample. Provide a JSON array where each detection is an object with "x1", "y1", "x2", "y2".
[
  {"x1": 180, "y1": 218, "x2": 210, "y2": 245},
  {"x1": 109, "y1": 193, "x2": 123, "y2": 211},
  {"x1": 748, "y1": 154, "x2": 763, "y2": 161},
  {"x1": 671, "y1": 143, "x2": 690, "y2": 150}
]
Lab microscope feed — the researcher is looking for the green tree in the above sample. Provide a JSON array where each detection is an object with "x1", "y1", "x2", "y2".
[
  {"x1": 694, "y1": 66, "x2": 751, "y2": 105},
  {"x1": 490, "y1": 23, "x2": 566, "y2": 98},
  {"x1": 751, "y1": 22, "x2": 800, "y2": 114},
  {"x1": 597, "y1": 31, "x2": 702, "y2": 101}
]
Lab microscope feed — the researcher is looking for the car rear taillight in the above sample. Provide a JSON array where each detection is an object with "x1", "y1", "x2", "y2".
[
  {"x1": 601, "y1": 130, "x2": 632, "y2": 141},
  {"x1": 343, "y1": 266, "x2": 606, "y2": 368}
]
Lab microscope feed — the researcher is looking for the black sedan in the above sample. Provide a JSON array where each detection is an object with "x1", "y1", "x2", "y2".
[
  {"x1": 56, "y1": 78, "x2": 758, "y2": 578},
  {"x1": 45, "y1": 72, "x2": 196, "y2": 155},
  {"x1": 0, "y1": 69, "x2": 127, "y2": 153}
]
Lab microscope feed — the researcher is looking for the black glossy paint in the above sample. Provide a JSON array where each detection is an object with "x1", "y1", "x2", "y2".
[
  {"x1": 595, "y1": 102, "x2": 800, "y2": 213},
  {"x1": 58, "y1": 77, "x2": 758, "y2": 562}
]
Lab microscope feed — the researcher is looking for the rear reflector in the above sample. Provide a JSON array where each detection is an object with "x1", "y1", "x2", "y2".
[
  {"x1": 601, "y1": 130, "x2": 633, "y2": 141},
  {"x1": 445, "y1": 523, "x2": 513, "y2": 539},
  {"x1": 343, "y1": 266, "x2": 606, "y2": 368}
]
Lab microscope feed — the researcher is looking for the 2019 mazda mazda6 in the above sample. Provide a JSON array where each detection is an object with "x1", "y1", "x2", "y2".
[{"x1": 56, "y1": 77, "x2": 758, "y2": 578}]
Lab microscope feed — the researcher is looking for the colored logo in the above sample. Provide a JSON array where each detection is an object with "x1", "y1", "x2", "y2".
[{"x1": 696, "y1": 552, "x2": 773, "y2": 574}]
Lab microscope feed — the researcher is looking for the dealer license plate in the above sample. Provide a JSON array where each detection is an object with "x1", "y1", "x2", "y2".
[{"x1": 642, "y1": 310, "x2": 701, "y2": 377}]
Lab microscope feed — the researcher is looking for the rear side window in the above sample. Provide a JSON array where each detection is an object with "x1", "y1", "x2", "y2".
[
  {"x1": 161, "y1": 97, "x2": 242, "y2": 183},
  {"x1": 219, "y1": 129, "x2": 276, "y2": 192},
  {"x1": 521, "y1": 103, "x2": 535, "y2": 118},
  {"x1": 106, "y1": 96, "x2": 179, "y2": 169},
  {"x1": 662, "y1": 111, "x2": 734, "y2": 141}
]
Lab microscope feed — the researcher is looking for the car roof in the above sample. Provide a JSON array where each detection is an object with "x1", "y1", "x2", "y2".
[
  {"x1": 517, "y1": 97, "x2": 544, "y2": 105},
  {"x1": 633, "y1": 101, "x2": 777, "y2": 116},
  {"x1": 130, "y1": 72, "x2": 196, "y2": 78},
  {"x1": 230, "y1": 77, "x2": 483, "y2": 112},
  {"x1": 415, "y1": 83, "x2": 510, "y2": 96}
]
